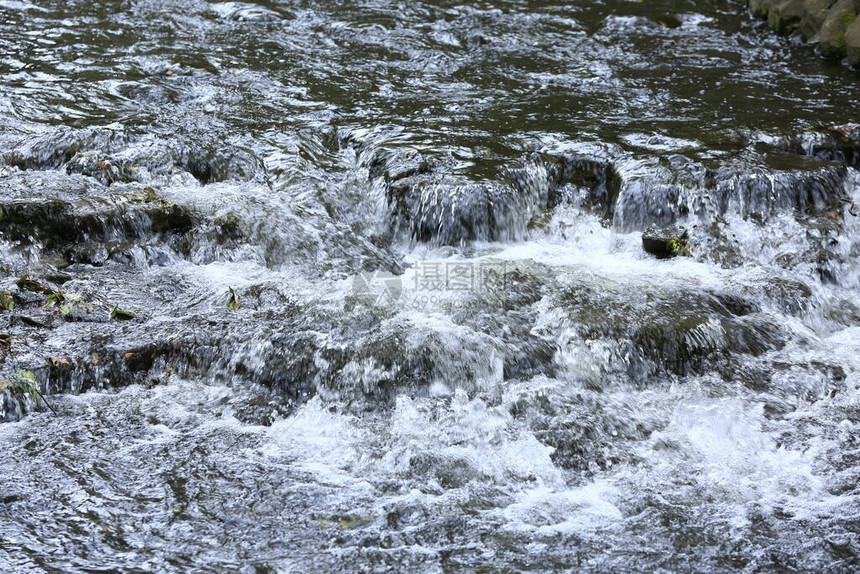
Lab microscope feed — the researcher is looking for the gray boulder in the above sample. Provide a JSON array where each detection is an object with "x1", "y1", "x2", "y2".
[
  {"x1": 820, "y1": 0, "x2": 857, "y2": 59},
  {"x1": 800, "y1": 0, "x2": 838, "y2": 41},
  {"x1": 769, "y1": 0, "x2": 808, "y2": 34},
  {"x1": 846, "y1": 13, "x2": 860, "y2": 65}
]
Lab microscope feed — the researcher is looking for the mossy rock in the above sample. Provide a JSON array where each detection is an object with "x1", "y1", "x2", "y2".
[
  {"x1": 751, "y1": 0, "x2": 775, "y2": 18},
  {"x1": 820, "y1": 0, "x2": 857, "y2": 59},
  {"x1": 539, "y1": 146, "x2": 623, "y2": 217},
  {"x1": 367, "y1": 148, "x2": 434, "y2": 183},
  {"x1": 448, "y1": 261, "x2": 560, "y2": 381},
  {"x1": 0, "y1": 192, "x2": 193, "y2": 253},
  {"x1": 642, "y1": 226, "x2": 692, "y2": 259},
  {"x1": 769, "y1": 0, "x2": 808, "y2": 34},
  {"x1": 846, "y1": 13, "x2": 860, "y2": 65},
  {"x1": 800, "y1": 0, "x2": 838, "y2": 41},
  {"x1": 554, "y1": 279, "x2": 784, "y2": 377},
  {"x1": 0, "y1": 370, "x2": 54, "y2": 421}
]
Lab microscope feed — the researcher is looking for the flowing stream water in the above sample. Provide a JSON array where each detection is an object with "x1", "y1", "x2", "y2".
[{"x1": 1, "y1": 0, "x2": 860, "y2": 572}]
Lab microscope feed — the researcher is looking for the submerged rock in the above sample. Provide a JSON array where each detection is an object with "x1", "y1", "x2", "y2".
[
  {"x1": 209, "y1": 2, "x2": 282, "y2": 21},
  {"x1": 179, "y1": 146, "x2": 266, "y2": 185},
  {"x1": 518, "y1": 387, "x2": 648, "y2": 472},
  {"x1": 0, "y1": 175, "x2": 194, "y2": 257},
  {"x1": 375, "y1": 148, "x2": 549, "y2": 245},
  {"x1": 448, "y1": 261, "x2": 559, "y2": 381},
  {"x1": 612, "y1": 155, "x2": 712, "y2": 230},
  {"x1": 65, "y1": 152, "x2": 139, "y2": 186},
  {"x1": 370, "y1": 136, "x2": 852, "y2": 248},
  {"x1": 538, "y1": 142, "x2": 624, "y2": 217},
  {"x1": 714, "y1": 155, "x2": 847, "y2": 218},
  {"x1": 367, "y1": 147, "x2": 435, "y2": 183},
  {"x1": 390, "y1": 174, "x2": 499, "y2": 244},
  {"x1": 612, "y1": 151, "x2": 847, "y2": 231},
  {"x1": 2, "y1": 127, "x2": 131, "y2": 171},
  {"x1": 553, "y1": 278, "x2": 787, "y2": 378},
  {"x1": 776, "y1": 124, "x2": 860, "y2": 168},
  {"x1": 3, "y1": 127, "x2": 268, "y2": 187}
]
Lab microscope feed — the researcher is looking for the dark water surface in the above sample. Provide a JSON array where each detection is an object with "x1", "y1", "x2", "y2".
[{"x1": 1, "y1": 0, "x2": 860, "y2": 572}]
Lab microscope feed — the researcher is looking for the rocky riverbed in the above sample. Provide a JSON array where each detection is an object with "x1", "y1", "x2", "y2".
[{"x1": 1, "y1": 1, "x2": 860, "y2": 572}]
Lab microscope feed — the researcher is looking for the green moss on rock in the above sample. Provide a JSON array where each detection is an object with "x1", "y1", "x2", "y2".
[
  {"x1": 769, "y1": 0, "x2": 807, "y2": 34},
  {"x1": 820, "y1": 0, "x2": 857, "y2": 59},
  {"x1": 801, "y1": 0, "x2": 839, "y2": 41}
]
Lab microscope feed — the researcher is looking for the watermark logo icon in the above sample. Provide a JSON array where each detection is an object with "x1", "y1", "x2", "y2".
[
  {"x1": 353, "y1": 261, "x2": 509, "y2": 309},
  {"x1": 352, "y1": 270, "x2": 403, "y2": 305}
]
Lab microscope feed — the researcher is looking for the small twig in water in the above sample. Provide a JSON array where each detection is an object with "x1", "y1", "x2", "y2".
[{"x1": 32, "y1": 386, "x2": 57, "y2": 415}]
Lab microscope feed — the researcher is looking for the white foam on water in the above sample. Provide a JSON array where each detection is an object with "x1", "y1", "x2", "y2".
[
  {"x1": 381, "y1": 391, "x2": 563, "y2": 488},
  {"x1": 265, "y1": 397, "x2": 375, "y2": 490},
  {"x1": 640, "y1": 398, "x2": 826, "y2": 528},
  {"x1": 497, "y1": 480, "x2": 623, "y2": 536}
]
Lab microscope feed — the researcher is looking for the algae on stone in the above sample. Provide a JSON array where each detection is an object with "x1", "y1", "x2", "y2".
[{"x1": 110, "y1": 305, "x2": 136, "y2": 321}]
